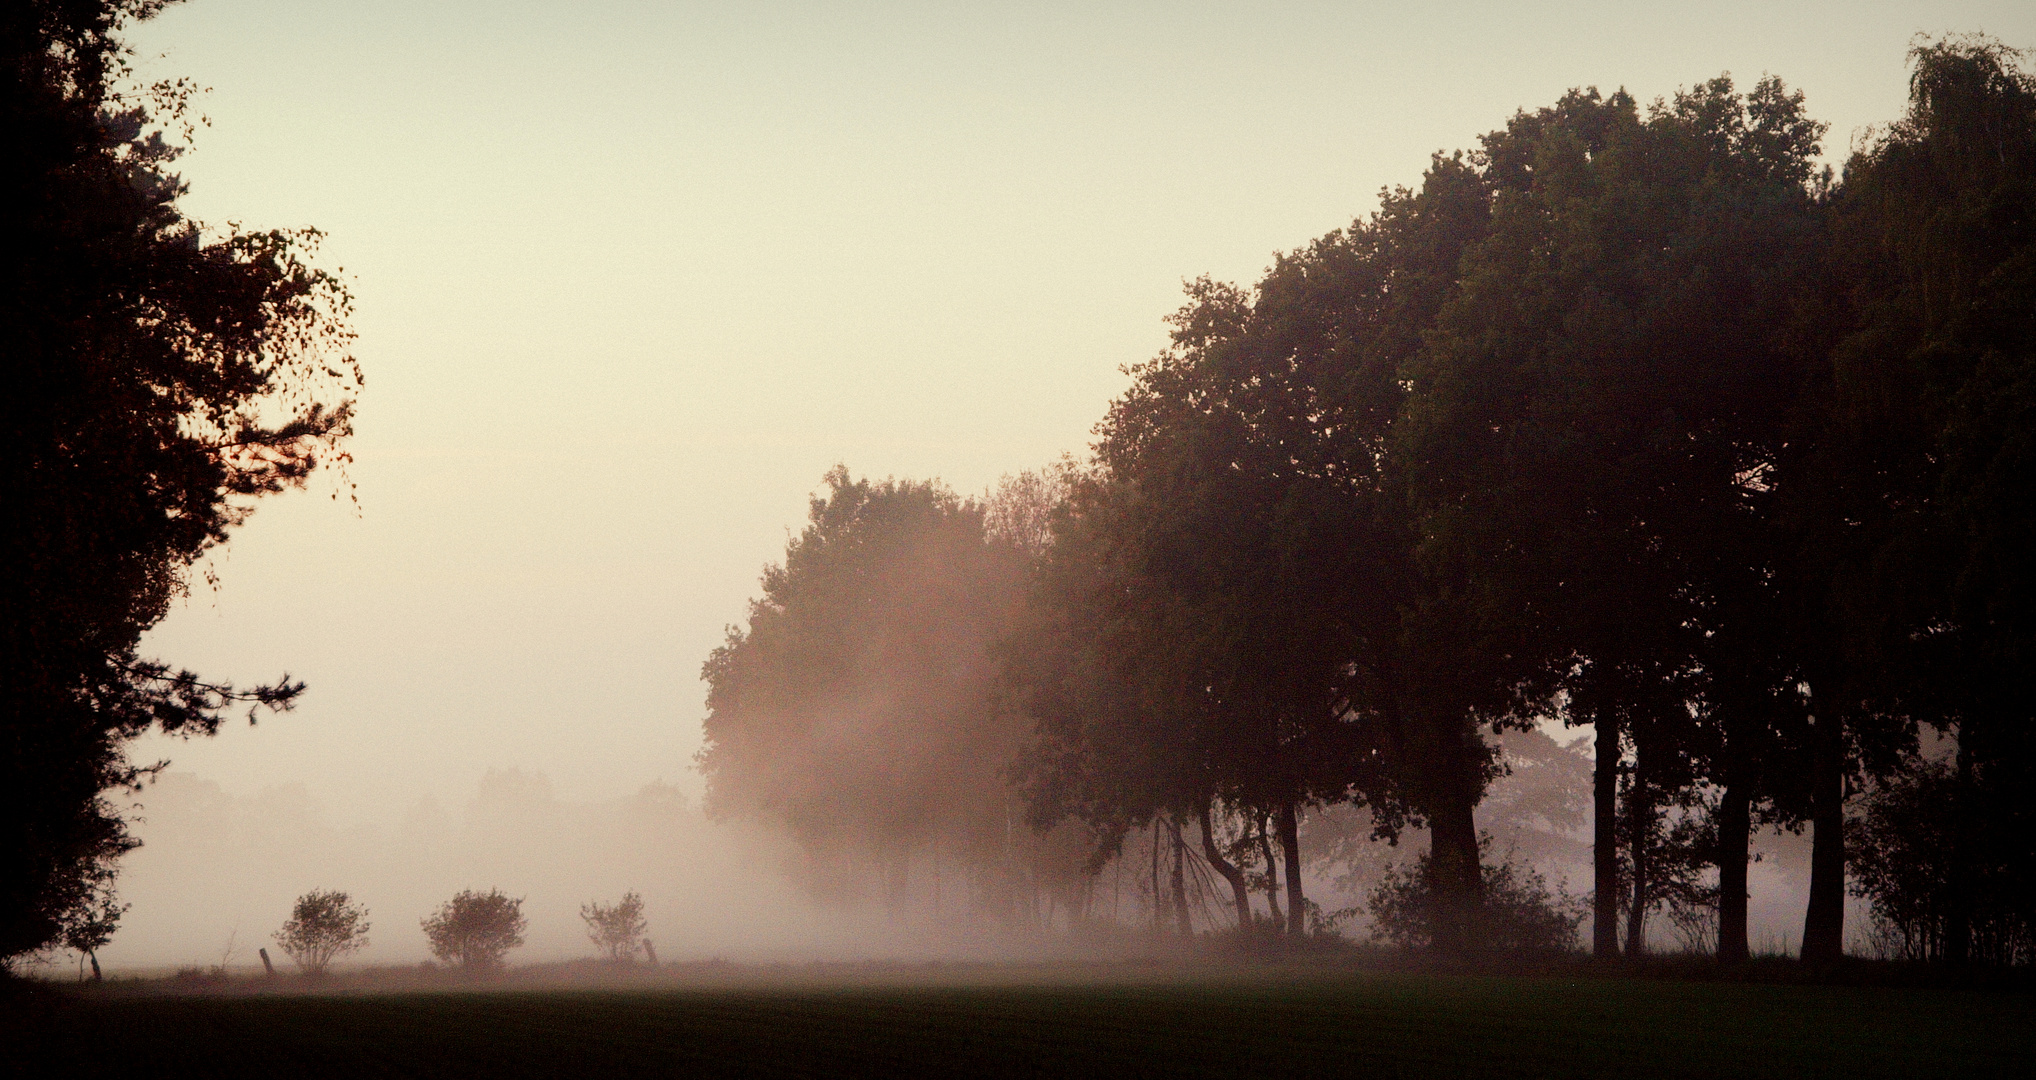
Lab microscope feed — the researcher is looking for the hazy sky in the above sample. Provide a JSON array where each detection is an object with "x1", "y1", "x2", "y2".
[{"x1": 125, "y1": 1, "x2": 2034, "y2": 824}]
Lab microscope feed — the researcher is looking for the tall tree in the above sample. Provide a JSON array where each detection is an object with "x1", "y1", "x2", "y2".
[
  {"x1": 1, "y1": 0, "x2": 358, "y2": 962},
  {"x1": 1399, "y1": 77, "x2": 1827, "y2": 958},
  {"x1": 1018, "y1": 155, "x2": 1499, "y2": 947},
  {"x1": 1812, "y1": 35, "x2": 2036, "y2": 964}
]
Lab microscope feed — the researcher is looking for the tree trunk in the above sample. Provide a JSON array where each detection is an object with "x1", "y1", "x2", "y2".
[
  {"x1": 1277, "y1": 801, "x2": 1305, "y2": 936},
  {"x1": 1170, "y1": 822, "x2": 1192, "y2": 937},
  {"x1": 1716, "y1": 777, "x2": 1752, "y2": 963},
  {"x1": 1593, "y1": 710, "x2": 1622, "y2": 958},
  {"x1": 1199, "y1": 799, "x2": 1253, "y2": 930},
  {"x1": 1149, "y1": 824, "x2": 1165, "y2": 933},
  {"x1": 1943, "y1": 727, "x2": 1975, "y2": 965},
  {"x1": 1428, "y1": 784, "x2": 1482, "y2": 956},
  {"x1": 1257, "y1": 814, "x2": 1283, "y2": 926},
  {"x1": 1624, "y1": 778, "x2": 1650, "y2": 958},
  {"x1": 1800, "y1": 709, "x2": 1847, "y2": 963}
]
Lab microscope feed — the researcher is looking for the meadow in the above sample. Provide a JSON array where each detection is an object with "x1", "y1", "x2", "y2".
[{"x1": 5, "y1": 963, "x2": 2030, "y2": 1078}]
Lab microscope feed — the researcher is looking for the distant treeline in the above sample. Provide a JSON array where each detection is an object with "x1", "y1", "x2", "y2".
[{"x1": 700, "y1": 38, "x2": 2036, "y2": 966}]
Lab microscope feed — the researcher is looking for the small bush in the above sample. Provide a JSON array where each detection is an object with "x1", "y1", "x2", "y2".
[
  {"x1": 581, "y1": 892, "x2": 649, "y2": 963},
  {"x1": 274, "y1": 889, "x2": 370, "y2": 974},
  {"x1": 1368, "y1": 840, "x2": 1586, "y2": 954},
  {"x1": 421, "y1": 889, "x2": 526, "y2": 970}
]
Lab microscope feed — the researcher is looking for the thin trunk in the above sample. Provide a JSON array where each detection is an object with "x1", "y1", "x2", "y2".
[
  {"x1": 1716, "y1": 777, "x2": 1752, "y2": 963},
  {"x1": 1170, "y1": 822, "x2": 1192, "y2": 937},
  {"x1": 1199, "y1": 799, "x2": 1253, "y2": 929},
  {"x1": 1624, "y1": 776, "x2": 1650, "y2": 958},
  {"x1": 1257, "y1": 814, "x2": 1284, "y2": 926},
  {"x1": 1800, "y1": 708, "x2": 1847, "y2": 962},
  {"x1": 89, "y1": 951, "x2": 101, "y2": 982},
  {"x1": 1277, "y1": 801, "x2": 1305, "y2": 936},
  {"x1": 1593, "y1": 710, "x2": 1622, "y2": 958},
  {"x1": 1150, "y1": 824, "x2": 1164, "y2": 933}
]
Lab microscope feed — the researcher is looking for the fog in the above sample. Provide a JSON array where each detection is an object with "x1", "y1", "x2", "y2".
[
  {"x1": 90, "y1": 734, "x2": 1836, "y2": 972},
  {"x1": 100, "y1": 768, "x2": 941, "y2": 970}
]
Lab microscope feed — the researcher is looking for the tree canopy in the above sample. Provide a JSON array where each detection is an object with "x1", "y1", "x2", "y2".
[
  {"x1": 706, "y1": 36, "x2": 2036, "y2": 965},
  {"x1": 2, "y1": 0, "x2": 358, "y2": 963}
]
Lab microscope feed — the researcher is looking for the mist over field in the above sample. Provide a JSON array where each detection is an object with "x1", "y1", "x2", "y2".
[
  {"x1": 99, "y1": 770, "x2": 908, "y2": 968},
  {"x1": 91, "y1": 734, "x2": 1833, "y2": 971}
]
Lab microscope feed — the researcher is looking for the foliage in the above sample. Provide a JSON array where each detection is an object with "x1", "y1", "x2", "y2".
[
  {"x1": 273, "y1": 889, "x2": 370, "y2": 974},
  {"x1": 698, "y1": 466, "x2": 1093, "y2": 919},
  {"x1": 1850, "y1": 756, "x2": 2034, "y2": 965},
  {"x1": 1368, "y1": 839, "x2": 1588, "y2": 954},
  {"x1": 1, "y1": 0, "x2": 357, "y2": 961},
  {"x1": 421, "y1": 890, "x2": 526, "y2": 970},
  {"x1": 1815, "y1": 33, "x2": 2036, "y2": 963},
  {"x1": 580, "y1": 892, "x2": 648, "y2": 963}
]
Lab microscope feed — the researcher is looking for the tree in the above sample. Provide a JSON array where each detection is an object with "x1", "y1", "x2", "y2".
[
  {"x1": 421, "y1": 890, "x2": 526, "y2": 970},
  {"x1": 273, "y1": 889, "x2": 370, "y2": 975},
  {"x1": 1812, "y1": 34, "x2": 2036, "y2": 965},
  {"x1": 699, "y1": 467, "x2": 1084, "y2": 922},
  {"x1": 581, "y1": 892, "x2": 648, "y2": 963},
  {"x1": 1012, "y1": 158, "x2": 1498, "y2": 947},
  {"x1": 1397, "y1": 75, "x2": 1829, "y2": 959},
  {"x1": 1, "y1": 0, "x2": 358, "y2": 962}
]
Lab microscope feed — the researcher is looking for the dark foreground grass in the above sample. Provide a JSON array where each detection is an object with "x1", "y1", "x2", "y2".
[{"x1": 4, "y1": 970, "x2": 2030, "y2": 1079}]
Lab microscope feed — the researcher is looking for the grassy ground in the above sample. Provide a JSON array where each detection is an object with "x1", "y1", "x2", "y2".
[{"x1": 4, "y1": 966, "x2": 2030, "y2": 1078}]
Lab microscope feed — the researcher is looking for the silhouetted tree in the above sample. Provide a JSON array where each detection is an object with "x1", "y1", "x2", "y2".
[
  {"x1": 422, "y1": 890, "x2": 525, "y2": 971},
  {"x1": 1851, "y1": 753, "x2": 2034, "y2": 964},
  {"x1": 700, "y1": 467, "x2": 1083, "y2": 921},
  {"x1": 0, "y1": 0, "x2": 358, "y2": 963},
  {"x1": 1396, "y1": 74, "x2": 1828, "y2": 958},
  {"x1": 581, "y1": 892, "x2": 648, "y2": 963},
  {"x1": 273, "y1": 889, "x2": 370, "y2": 974},
  {"x1": 1811, "y1": 34, "x2": 2036, "y2": 965}
]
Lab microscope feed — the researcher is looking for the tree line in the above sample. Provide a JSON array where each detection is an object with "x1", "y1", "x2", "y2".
[{"x1": 701, "y1": 38, "x2": 2036, "y2": 965}]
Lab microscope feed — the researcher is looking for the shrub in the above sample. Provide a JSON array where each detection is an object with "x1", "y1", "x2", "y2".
[
  {"x1": 273, "y1": 889, "x2": 370, "y2": 974},
  {"x1": 581, "y1": 892, "x2": 648, "y2": 963},
  {"x1": 1849, "y1": 758, "x2": 2035, "y2": 965},
  {"x1": 421, "y1": 889, "x2": 526, "y2": 970},
  {"x1": 1368, "y1": 840, "x2": 1586, "y2": 954}
]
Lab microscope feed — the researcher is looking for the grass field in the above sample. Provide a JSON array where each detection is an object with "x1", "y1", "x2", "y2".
[{"x1": 5, "y1": 966, "x2": 2031, "y2": 1078}]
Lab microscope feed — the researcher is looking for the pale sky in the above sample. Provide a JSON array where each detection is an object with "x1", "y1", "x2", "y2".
[{"x1": 126, "y1": 1, "x2": 2035, "y2": 825}]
